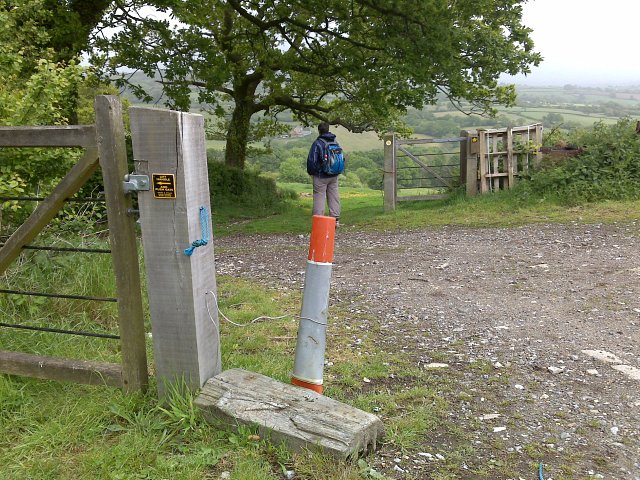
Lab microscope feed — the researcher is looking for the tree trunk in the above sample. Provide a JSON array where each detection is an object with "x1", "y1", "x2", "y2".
[{"x1": 224, "y1": 99, "x2": 253, "y2": 169}]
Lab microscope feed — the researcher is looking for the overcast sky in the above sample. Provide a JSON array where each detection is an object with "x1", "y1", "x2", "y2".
[{"x1": 501, "y1": 0, "x2": 640, "y2": 86}]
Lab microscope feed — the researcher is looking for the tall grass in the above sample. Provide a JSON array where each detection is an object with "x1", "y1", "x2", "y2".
[{"x1": 218, "y1": 181, "x2": 640, "y2": 237}]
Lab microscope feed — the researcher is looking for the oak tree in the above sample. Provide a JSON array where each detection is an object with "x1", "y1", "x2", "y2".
[{"x1": 93, "y1": 0, "x2": 541, "y2": 168}]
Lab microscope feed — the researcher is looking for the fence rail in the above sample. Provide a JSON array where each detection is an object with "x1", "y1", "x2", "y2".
[{"x1": 465, "y1": 124, "x2": 543, "y2": 195}]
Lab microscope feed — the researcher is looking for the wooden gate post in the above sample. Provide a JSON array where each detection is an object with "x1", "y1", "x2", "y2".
[
  {"x1": 383, "y1": 133, "x2": 396, "y2": 212},
  {"x1": 460, "y1": 129, "x2": 479, "y2": 196},
  {"x1": 534, "y1": 123, "x2": 543, "y2": 166},
  {"x1": 95, "y1": 96, "x2": 148, "y2": 393},
  {"x1": 130, "y1": 106, "x2": 220, "y2": 398}
]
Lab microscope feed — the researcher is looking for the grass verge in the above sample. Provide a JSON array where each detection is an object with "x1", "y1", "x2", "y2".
[{"x1": 215, "y1": 183, "x2": 640, "y2": 236}]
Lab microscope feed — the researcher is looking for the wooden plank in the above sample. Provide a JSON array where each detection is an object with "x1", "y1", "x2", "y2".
[
  {"x1": 397, "y1": 194, "x2": 448, "y2": 202},
  {"x1": 482, "y1": 125, "x2": 539, "y2": 135},
  {"x1": 507, "y1": 127, "x2": 514, "y2": 189},
  {"x1": 130, "y1": 106, "x2": 220, "y2": 398},
  {"x1": 195, "y1": 369, "x2": 384, "y2": 459},
  {"x1": 396, "y1": 136, "x2": 465, "y2": 145},
  {"x1": 397, "y1": 146, "x2": 452, "y2": 188},
  {"x1": 459, "y1": 131, "x2": 468, "y2": 195},
  {"x1": 0, "y1": 147, "x2": 99, "y2": 275},
  {"x1": 383, "y1": 133, "x2": 396, "y2": 212},
  {"x1": 462, "y1": 130, "x2": 478, "y2": 196},
  {"x1": 0, "y1": 350, "x2": 123, "y2": 387},
  {"x1": 534, "y1": 123, "x2": 543, "y2": 166},
  {"x1": 491, "y1": 135, "x2": 499, "y2": 191},
  {"x1": 478, "y1": 131, "x2": 488, "y2": 193},
  {"x1": 484, "y1": 173, "x2": 509, "y2": 178},
  {"x1": 95, "y1": 96, "x2": 148, "y2": 394},
  {"x1": 0, "y1": 125, "x2": 96, "y2": 147}
]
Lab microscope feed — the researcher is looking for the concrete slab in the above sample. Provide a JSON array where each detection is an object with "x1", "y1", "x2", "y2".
[{"x1": 194, "y1": 368, "x2": 384, "y2": 459}]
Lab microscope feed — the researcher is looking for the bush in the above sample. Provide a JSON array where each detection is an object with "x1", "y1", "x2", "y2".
[
  {"x1": 278, "y1": 157, "x2": 310, "y2": 183},
  {"x1": 207, "y1": 160, "x2": 296, "y2": 215},
  {"x1": 340, "y1": 172, "x2": 364, "y2": 188},
  {"x1": 523, "y1": 118, "x2": 640, "y2": 205}
]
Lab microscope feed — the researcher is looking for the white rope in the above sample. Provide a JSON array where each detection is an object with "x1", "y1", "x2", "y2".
[{"x1": 204, "y1": 290, "x2": 325, "y2": 328}]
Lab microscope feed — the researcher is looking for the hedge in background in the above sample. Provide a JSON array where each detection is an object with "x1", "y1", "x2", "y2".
[
  {"x1": 524, "y1": 118, "x2": 640, "y2": 205},
  {"x1": 207, "y1": 160, "x2": 296, "y2": 216}
]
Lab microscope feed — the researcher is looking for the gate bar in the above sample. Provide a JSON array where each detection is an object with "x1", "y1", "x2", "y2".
[
  {"x1": 396, "y1": 136, "x2": 465, "y2": 145},
  {"x1": 0, "y1": 148, "x2": 100, "y2": 275},
  {"x1": 0, "y1": 322, "x2": 119, "y2": 339},
  {"x1": 0, "y1": 289, "x2": 117, "y2": 302},
  {"x1": 0, "y1": 125, "x2": 97, "y2": 148},
  {"x1": 0, "y1": 350, "x2": 123, "y2": 387}
]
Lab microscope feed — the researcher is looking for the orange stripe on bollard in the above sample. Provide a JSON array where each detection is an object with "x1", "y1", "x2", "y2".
[
  {"x1": 308, "y1": 215, "x2": 336, "y2": 263},
  {"x1": 291, "y1": 377, "x2": 323, "y2": 394}
]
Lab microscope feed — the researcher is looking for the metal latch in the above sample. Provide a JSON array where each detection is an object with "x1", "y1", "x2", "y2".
[{"x1": 123, "y1": 174, "x2": 150, "y2": 193}]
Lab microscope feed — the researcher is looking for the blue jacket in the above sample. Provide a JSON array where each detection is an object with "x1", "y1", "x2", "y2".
[{"x1": 307, "y1": 132, "x2": 339, "y2": 178}]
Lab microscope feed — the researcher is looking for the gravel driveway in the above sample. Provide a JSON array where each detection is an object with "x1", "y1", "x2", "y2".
[{"x1": 215, "y1": 222, "x2": 640, "y2": 479}]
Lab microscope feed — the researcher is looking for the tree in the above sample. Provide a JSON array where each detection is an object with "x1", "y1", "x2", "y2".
[
  {"x1": 41, "y1": 0, "x2": 112, "y2": 63},
  {"x1": 0, "y1": 1, "x2": 116, "y2": 229},
  {"x1": 1, "y1": 0, "x2": 82, "y2": 227},
  {"x1": 3, "y1": 0, "x2": 113, "y2": 123},
  {"x1": 92, "y1": 0, "x2": 541, "y2": 169},
  {"x1": 542, "y1": 112, "x2": 564, "y2": 127}
]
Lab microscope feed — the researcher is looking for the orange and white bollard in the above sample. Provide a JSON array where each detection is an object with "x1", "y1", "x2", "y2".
[{"x1": 291, "y1": 215, "x2": 336, "y2": 394}]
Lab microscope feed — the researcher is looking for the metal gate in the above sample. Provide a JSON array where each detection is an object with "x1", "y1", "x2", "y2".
[{"x1": 383, "y1": 133, "x2": 464, "y2": 211}]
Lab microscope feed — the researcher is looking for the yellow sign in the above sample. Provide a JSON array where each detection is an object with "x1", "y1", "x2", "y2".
[{"x1": 152, "y1": 173, "x2": 176, "y2": 199}]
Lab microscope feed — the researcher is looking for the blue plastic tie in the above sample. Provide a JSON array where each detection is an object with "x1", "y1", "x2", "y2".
[
  {"x1": 184, "y1": 206, "x2": 210, "y2": 256},
  {"x1": 539, "y1": 462, "x2": 545, "y2": 480}
]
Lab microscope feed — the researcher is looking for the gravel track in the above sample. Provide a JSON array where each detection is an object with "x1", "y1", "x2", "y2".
[{"x1": 215, "y1": 222, "x2": 640, "y2": 479}]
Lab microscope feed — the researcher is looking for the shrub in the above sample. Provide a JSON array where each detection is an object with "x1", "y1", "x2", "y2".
[
  {"x1": 278, "y1": 157, "x2": 309, "y2": 184},
  {"x1": 207, "y1": 160, "x2": 296, "y2": 215},
  {"x1": 523, "y1": 118, "x2": 640, "y2": 205}
]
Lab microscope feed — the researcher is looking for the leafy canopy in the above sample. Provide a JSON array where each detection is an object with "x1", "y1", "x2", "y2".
[
  {"x1": 0, "y1": 1, "x2": 115, "y2": 228},
  {"x1": 92, "y1": 0, "x2": 541, "y2": 167},
  {"x1": 0, "y1": 0, "x2": 83, "y2": 222}
]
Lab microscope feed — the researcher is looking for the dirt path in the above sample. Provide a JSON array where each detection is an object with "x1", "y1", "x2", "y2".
[{"x1": 215, "y1": 222, "x2": 640, "y2": 479}]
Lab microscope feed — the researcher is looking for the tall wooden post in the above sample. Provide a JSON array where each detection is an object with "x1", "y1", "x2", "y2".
[
  {"x1": 383, "y1": 133, "x2": 396, "y2": 212},
  {"x1": 534, "y1": 123, "x2": 543, "y2": 166},
  {"x1": 506, "y1": 127, "x2": 514, "y2": 189},
  {"x1": 477, "y1": 130, "x2": 488, "y2": 194},
  {"x1": 95, "y1": 96, "x2": 148, "y2": 393},
  {"x1": 130, "y1": 106, "x2": 220, "y2": 398},
  {"x1": 461, "y1": 129, "x2": 479, "y2": 196}
]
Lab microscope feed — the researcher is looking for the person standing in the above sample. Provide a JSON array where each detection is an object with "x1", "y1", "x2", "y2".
[{"x1": 306, "y1": 122, "x2": 342, "y2": 226}]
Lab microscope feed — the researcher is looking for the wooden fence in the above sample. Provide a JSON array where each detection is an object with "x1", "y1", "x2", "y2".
[
  {"x1": 0, "y1": 96, "x2": 148, "y2": 393},
  {"x1": 461, "y1": 124, "x2": 543, "y2": 196}
]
